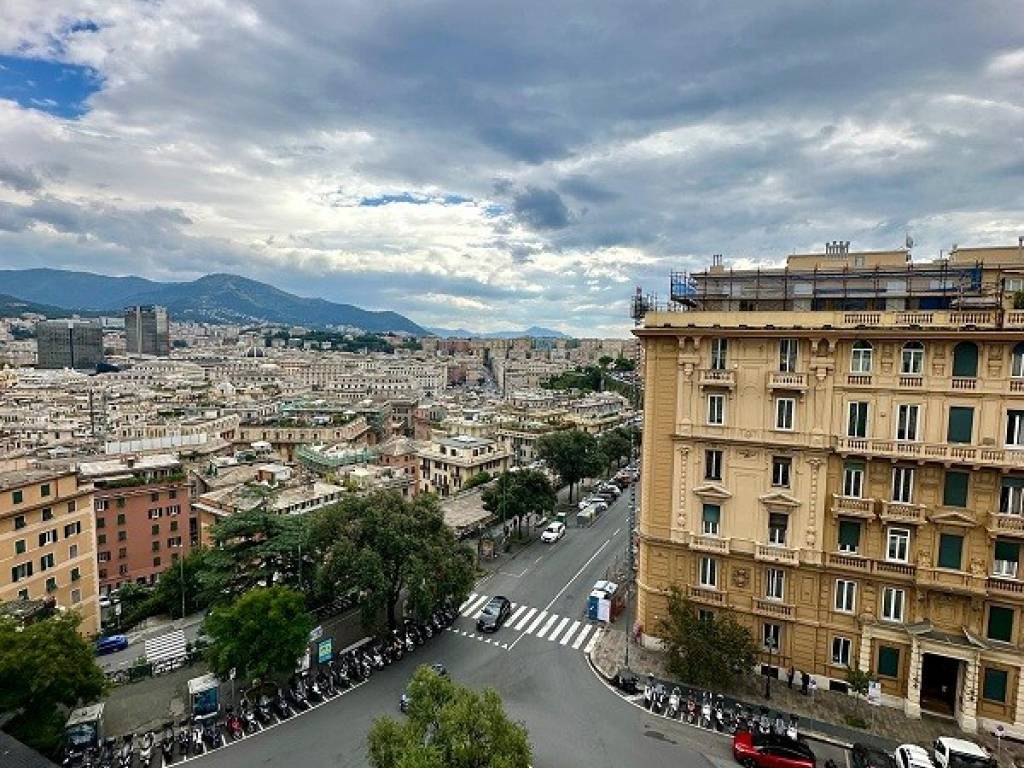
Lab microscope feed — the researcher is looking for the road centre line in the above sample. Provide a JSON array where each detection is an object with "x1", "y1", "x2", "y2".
[{"x1": 543, "y1": 538, "x2": 610, "y2": 612}]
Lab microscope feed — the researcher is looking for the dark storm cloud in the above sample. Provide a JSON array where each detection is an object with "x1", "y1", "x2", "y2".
[
  {"x1": 0, "y1": 160, "x2": 43, "y2": 193},
  {"x1": 512, "y1": 187, "x2": 571, "y2": 230}
]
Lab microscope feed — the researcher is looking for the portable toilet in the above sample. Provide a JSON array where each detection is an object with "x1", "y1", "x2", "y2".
[
  {"x1": 188, "y1": 673, "x2": 220, "y2": 721},
  {"x1": 63, "y1": 703, "x2": 104, "y2": 761}
]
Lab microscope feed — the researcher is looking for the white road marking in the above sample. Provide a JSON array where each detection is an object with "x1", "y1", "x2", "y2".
[
  {"x1": 535, "y1": 614, "x2": 559, "y2": 639},
  {"x1": 509, "y1": 605, "x2": 527, "y2": 624},
  {"x1": 524, "y1": 610, "x2": 548, "y2": 635},
  {"x1": 543, "y1": 538, "x2": 611, "y2": 612},
  {"x1": 513, "y1": 607, "x2": 537, "y2": 630},
  {"x1": 459, "y1": 593, "x2": 478, "y2": 612},
  {"x1": 571, "y1": 624, "x2": 593, "y2": 650},
  {"x1": 462, "y1": 594, "x2": 489, "y2": 616},
  {"x1": 613, "y1": 527, "x2": 622, "y2": 536},
  {"x1": 559, "y1": 620, "x2": 581, "y2": 645},
  {"x1": 547, "y1": 617, "x2": 570, "y2": 642},
  {"x1": 583, "y1": 628, "x2": 603, "y2": 654}
]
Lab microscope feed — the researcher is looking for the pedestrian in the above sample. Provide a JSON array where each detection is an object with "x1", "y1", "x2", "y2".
[
  {"x1": 787, "y1": 666, "x2": 795, "y2": 689},
  {"x1": 809, "y1": 677, "x2": 817, "y2": 698},
  {"x1": 800, "y1": 670, "x2": 809, "y2": 696}
]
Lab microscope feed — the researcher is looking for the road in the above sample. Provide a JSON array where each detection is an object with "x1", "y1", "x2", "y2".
[{"x1": 166, "y1": 489, "x2": 847, "y2": 768}]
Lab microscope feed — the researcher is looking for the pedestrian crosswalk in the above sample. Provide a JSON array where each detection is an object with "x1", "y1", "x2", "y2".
[
  {"x1": 144, "y1": 629, "x2": 187, "y2": 663},
  {"x1": 454, "y1": 593, "x2": 603, "y2": 654}
]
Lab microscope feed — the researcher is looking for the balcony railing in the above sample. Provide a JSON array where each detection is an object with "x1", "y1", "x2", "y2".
[
  {"x1": 846, "y1": 374, "x2": 873, "y2": 386},
  {"x1": 916, "y1": 569, "x2": 985, "y2": 593},
  {"x1": 987, "y1": 577, "x2": 1024, "y2": 595},
  {"x1": 752, "y1": 597, "x2": 795, "y2": 619},
  {"x1": 880, "y1": 501, "x2": 927, "y2": 525},
  {"x1": 690, "y1": 534, "x2": 731, "y2": 554},
  {"x1": 990, "y1": 515, "x2": 1024, "y2": 537},
  {"x1": 831, "y1": 494, "x2": 875, "y2": 518},
  {"x1": 767, "y1": 372, "x2": 808, "y2": 390},
  {"x1": 875, "y1": 560, "x2": 916, "y2": 579},
  {"x1": 826, "y1": 552, "x2": 871, "y2": 572},
  {"x1": 951, "y1": 377, "x2": 978, "y2": 391},
  {"x1": 898, "y1": 375, "x2": 924, "y2": 388},
  {"x1": 835, "y1": 437, "x2": 1024, "y2": 470},
  {"x1": 698, "y1": 369, "x2": 736, "y2": 388},
  {"x1": 754, "y1": 543, "x2": 799, "y2": 564},
  {"x1": 688, "y1": 585, "x2": 726, "y2": 605}
]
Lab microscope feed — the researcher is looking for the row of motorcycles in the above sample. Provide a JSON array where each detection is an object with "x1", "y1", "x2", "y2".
[{"x1": 642, "y1": 676, "x2": 800, "y2": 740}]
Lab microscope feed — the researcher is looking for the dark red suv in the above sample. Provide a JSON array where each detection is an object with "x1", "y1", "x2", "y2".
[{"x1": 733, "y1": 731, "x2": 816, "y2": 768}]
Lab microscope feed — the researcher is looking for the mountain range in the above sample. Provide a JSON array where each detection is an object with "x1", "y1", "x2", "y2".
[
  {"x1": 425, "y1": 325, "x2": 570, "y2": 339},
  {"x1": 0, "y1": 269, "x2": 425, "y2": 335},
  {"x1": 0, "y1": 293, "x2": 100, "y2": 319}
]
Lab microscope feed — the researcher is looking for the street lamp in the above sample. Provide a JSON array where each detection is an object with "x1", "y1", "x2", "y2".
[{"x1": 765, "y1": 634, "x2": 778, "y2": 700}]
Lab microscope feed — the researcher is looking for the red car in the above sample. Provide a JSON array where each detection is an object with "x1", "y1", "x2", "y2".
[{"x1": 733, "y1": 731, "x2": 816, "y2": 768}]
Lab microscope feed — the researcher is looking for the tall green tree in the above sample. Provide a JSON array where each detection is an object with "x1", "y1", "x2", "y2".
[
  {"x1": 0, "y1": 614, "x2": 107, "y2": 754},
  {"x1": 658, "y1": 587, "x2": 757, "y2": 690},
  {"x1": 152, "y1": 548, "x2": 214, "y2": 618},
  {"x1": 204, "y1": 586, "x2": 313, "y2": 682},
  {"x1": 309, "y1": 491, "x2": 475, "y2": 629},
  {"x1": 535, "y1": 429, "x2": 606, "y2": 501},
  {"x1": 597, "y1": 428, "x2": 633, "y2": 470},
  {"x1": 368, "y1": 666, "x2": 531, "y2": 768},
  {"x1": 481, "y1": 470, "x2": 557, "y2": 532}
]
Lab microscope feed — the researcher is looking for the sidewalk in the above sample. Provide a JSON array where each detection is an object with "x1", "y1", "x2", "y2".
[{"x1": 590, "y1": 627, "x2": 1024, "y2": 765}]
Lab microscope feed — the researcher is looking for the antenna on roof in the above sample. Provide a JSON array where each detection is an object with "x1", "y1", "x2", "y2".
[{"x1": 905, "y1": 233, "x2": 914, "y2": 250}]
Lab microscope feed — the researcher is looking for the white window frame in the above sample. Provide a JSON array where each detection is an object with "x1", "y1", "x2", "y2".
[
  {"x1": 765, "y1": 568, "x2": 785, "y2": 601},
  {"x1": 901, "y1": 342, "x2": 924, "y2": 375},
  {"x1": 851, "y1": 342, "x2": 873, "y2": 373},
  {"x1": 843, "y1": 465, "x2": 864, "y2": 498},
  {"x1": 779, "y1": 339, "x2": 798, "y2": 373},
  {"x1": 993, "y1": 557, "x2": 1019, "y2": 579},
  {"x1": 1008, "y1": 411, "x2": 1024, "y2": 448},
  {"x1": 896, "y1": 404, "x2": 921, "y2": 442},
  {"x1": 887, "y1": 527, "x2": 911, "y2": 563},
  {"x1": 881, "y1": 586, "x2": 905, "y2": 622},
  {"x1": 39, "y1": 529, "x2": 57, "y2": 546},
  {"x1": 699, "y1": 556, "x2": 718, "y2": 589},
  {"x1": 705, "y1": 449, "x2": 723, "y2": 481},
  {"x1": 702, "y1": 506, "x2": 720, "y2": 537},
  {"x1": 771, "y1": 456, "x2": 791, "y2": 488},
  {"x1": 775, "y1": 397, "x2": 795, "y2": 431},
  {"x1": 831, "y1": 636, "x2": 852, "y2": 667},
  {"x1": 834, "y1": 579, "x2": 856, "y2": 613},
  {"x1": 40, "y1": 552, "x2": 55, "y2": 571},
  {"x1": 1002, "y1": 483, "x2": 1024, "y2": 516},
  {"x1": 1013, "y1": 346, "x2": 1024, "y2": 379},
  {"x1": 710, "y1": 338, "x2": 728, "y2": 371},
  {"x1": 847, "y1": 401, "x2": 869, "y2": 438},
  {"x1": 892, "y1": 466, "x2": 914, "y2": 503},
  {"x1": 707, "y1": 394, "x2": 725, "y2": 426},
  {"x1": 767, "y1": 513, "x2": 788, "y2": 546},
  {"x1": 763, "y1": 622, "x2": 781, "y2": 650}
]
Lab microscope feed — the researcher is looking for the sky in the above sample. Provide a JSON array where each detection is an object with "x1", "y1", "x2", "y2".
[{"x1": 0, "y1": 2, "x2": 1022, "y2": 337}]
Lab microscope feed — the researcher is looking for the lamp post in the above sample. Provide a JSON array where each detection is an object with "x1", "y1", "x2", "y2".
[
  {"x1": 178, "y1": 542, "x2": 186, "y2": 619},
  {"x1": 765, "y1": 635, "x2": 777, "y2": 700}
]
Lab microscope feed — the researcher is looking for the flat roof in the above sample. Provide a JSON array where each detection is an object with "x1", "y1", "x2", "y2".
[{"x1": 0, "y1": 468, "x2": 69, "y2": 491}]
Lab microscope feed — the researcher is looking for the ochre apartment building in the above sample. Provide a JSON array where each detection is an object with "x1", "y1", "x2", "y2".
[{"x1": 635, "y1": 241, "x2": 1024, "y2": 735}]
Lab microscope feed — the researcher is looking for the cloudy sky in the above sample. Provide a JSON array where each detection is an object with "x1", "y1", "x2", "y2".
[{"x1": 0, "y1": 1, "x2": 1023, "y2": 336}]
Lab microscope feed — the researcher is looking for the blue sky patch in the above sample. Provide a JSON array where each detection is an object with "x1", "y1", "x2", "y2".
[
  {"x1": 0, "y1": 54, "x2": 102, "y2": 118},
  {"x1": 358, "y1": 191, "x2": 474, "y2": 207}
]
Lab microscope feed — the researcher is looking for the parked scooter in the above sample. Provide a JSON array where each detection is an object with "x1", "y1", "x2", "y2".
[
  {"x1": 190, "y1": 720, "x2": 204, "y2": 756},
  {"x1": 642, "y1": 675, "x2": 654, "y2": 710},
  {"x1": 226, "y1": 707, "x2": 243, "y2": 741},
  {"x1": 160, "y1": 724, "x2": 174, "y2": 765},
  {"x1": 118, "y1": 734, "x2": 132, "y2": 768},
  {"x1": 176, "y1": 721, "x2": 189, "y2": 756},
  {"x1": 786, "y1": 714, "x2": 799, "y2": 741},
  {"x1": 275, "y1": 687, "x2": 292, "y2": 719},
  {"x1": 700, "y1": 692, "x2": 712, "y2": 729},
  {"x1": 138, "y1": 731, "x2": 153, "y2": 767},
  {"x1": 667, "y1": 687, "x2": 681, "y2": 719}
]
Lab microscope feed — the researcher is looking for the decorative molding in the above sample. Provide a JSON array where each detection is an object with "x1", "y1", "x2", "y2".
[{"x1": 692, "y1": 482, "x2": 733, "y2": 500}]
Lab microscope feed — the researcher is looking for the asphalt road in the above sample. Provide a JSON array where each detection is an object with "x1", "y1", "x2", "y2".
[{"x1": 167, "y1": 489, "x2": 848, "y2": 768}]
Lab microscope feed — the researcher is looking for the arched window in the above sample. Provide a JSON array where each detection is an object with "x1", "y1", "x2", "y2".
[
  {"x1": 901, "y1": 341, "x2": 924, "y2": 375},
  {"x1": 952, "y1": 342, "x2": 979, "y2": 378},
  {"x1": 1012, "y1": 343, "x2": 1024, "y2": 379},
  {"x1": 851, "y1": 341, "x2": 873, "y2": 374}
]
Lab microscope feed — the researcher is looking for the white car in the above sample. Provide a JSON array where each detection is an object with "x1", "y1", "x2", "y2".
[
  {"x1": 540, "y1": 522, "x2": 566, "y2": 543},
  {"x1": 932, "y1": 738, "x2": 995, "y2": 768},
  {"x1": 578, "y1": 496, "x2": 604, "y2": 510},
  {"x1": 896, "y1": 744, "x2": 937, "y2": 768}
]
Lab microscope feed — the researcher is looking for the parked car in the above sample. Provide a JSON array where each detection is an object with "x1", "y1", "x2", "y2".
[
  {"x1": 578, "y1": 495, "x2": 604, "y2": 511},
  {"x1": 600, "y1": 483, "x2": 621, "y2": 497},
  {"x1": 95, "y1": 634, "x2": 129, "y2": 655},
  {"x1": 852, "y1": 743, "x2": 897, "y2": 768},
  {"x1": 932, "y1": 738, "x2": 995, "y2": 768},
  {"x1": 541, "y1": 521, "x2": 566, "y2": 543},
  {"x1": 476, "y1": 596, "x2": 512, "y2": 633},
  {"x1": 896, "y1": 744, "x2": 937, "y2": 768},
  {"x1": 733, "y1": 731, "x2": 815, "y2": 768}
]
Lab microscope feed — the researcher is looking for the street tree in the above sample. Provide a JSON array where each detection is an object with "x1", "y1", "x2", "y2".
[
  {"x1": 658, "y1": 587, "x2": 758, "y2": 690},
  {"x1": 152, "y1": 547, "x2": 213, "y2": 618},
  {"x1": 535, "y1": 429, "x2": 606, "y2": 501},
  {"x1": 481, "y1": 469, "x2": 557, "y2": 534},
  {"x1": 846, "y1": 665, "x2": 872, "y2": 723},
  {"x1": 368, "y1": 665, "x2": 531, "y2": 768},
  {"x1": 0, "y1": 613, "x2": 107, "y2": 754},
  {"x1": 462, "y1": 471, "x2": 492, "y2": 491},
  {"x1": 309, "y1": 491, "x2": 475, "y2": 629},
  {"x1": 597, "y1": 427, "x2": 634, "y2": 470},
  {"x1": 598, "y1": 354, "x2": 614, "y2": 368},
  {"x1": 203, "y1": 586, "x2": 312, "y2": 682}
]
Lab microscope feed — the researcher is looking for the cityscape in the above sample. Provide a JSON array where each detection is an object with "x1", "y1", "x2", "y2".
[{"x1": 2, "y1": 4, "x2": 1024, "y2": 768}]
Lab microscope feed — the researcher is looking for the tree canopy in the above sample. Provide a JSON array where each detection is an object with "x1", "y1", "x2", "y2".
[
  {"x1": 658, "y1": 587, "x2": 757, "y2": 690},
  {"x1": 535, "y1": 429, "x2": 606, "y2": 501},
  {"x1": 481, "y1": 470, "x2": 556, "y2": 529},
  {"x1": 462, "y1": 471, "x2": 492, "y2": 491},
  {"x1": 368, "y1": 666, "x2": 531, "y2": 768},
  {"x1": 204, "y1": 586, "x2": 313, "y2": 682},
  {"x1": 0, "y1": 614, "x2": 107, "y2": 754},
  {"x1": 597, "y1": 427, "x2": 636, "y2": 470}
]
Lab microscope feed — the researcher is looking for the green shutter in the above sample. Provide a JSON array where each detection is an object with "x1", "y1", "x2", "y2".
[
  {"x1": 953, "y1": 343, "x2": 979, "y2": 377},
  {"x1": 1004, "y1": 476, "x2": 1024, "y2": 490},
  {"x1": 995, "y1": 540, "x2": 1020, "y2": 563},
  {"x1": 947, "y1": 407, "x2": 975, "y2": 444},
  {"x1": 942, "y1": 471, "x2": 969, "y2": 508},
  {"x1": 838, "y1": 521, "x2": 861, "y2": 549},
  {"x1": 983, "y1": 668, "x2": 1009, "y2": 702},
  {"x1": 988, "y1": 606, "x2": 1015, "y2": 643},
  {"x1": 702, "y1": 504, "x2": 721, "y2": 525},
  {"x1": 937, "y1": 534, "x2": 963, "y2": 570},
  {"x1": 877, "y1": 645, "x2": 900, "y2": 678}
]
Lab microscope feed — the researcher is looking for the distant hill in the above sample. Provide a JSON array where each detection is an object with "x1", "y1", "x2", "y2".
[
  {"x1": 0, "y1": 293, "x2": 100, "y2": 319},
  {"x1": 427, "y1": 325, "x2": 570, "y2": 339},
  {"x1": 0, "y1": 269, "x2": 425, "y2": 335}
]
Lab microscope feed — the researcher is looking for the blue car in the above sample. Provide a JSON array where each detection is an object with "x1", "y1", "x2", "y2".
[{"x1": 95, "y1": 634, "x2": 128, "y2": 655}]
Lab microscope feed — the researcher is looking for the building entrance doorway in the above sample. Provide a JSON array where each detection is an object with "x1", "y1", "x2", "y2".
[{"x1": 920, "y1": 653, "x2": 960, "y2": 716}]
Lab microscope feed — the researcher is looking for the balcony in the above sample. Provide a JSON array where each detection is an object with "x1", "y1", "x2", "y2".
[
  {"x1": 987, "y1": 577, "x2": 1024, "y2": 595},
  {"x1": 951, "y1": 377, "x2": 978, "y2": 391},
  {"x1": 690, "y1": 534, "x2": 731, "y2": 554},
  {"x1": 846, "y1": 374, "x2": 873, "y2": 386},
  {"x1": 831, "y1": 494, "x2": 875, "y2": 519},
  {"x1": 989, "y1": 514, "x2": 1024, "y2": 538},
  {"x1": 916, "y1": 569, "x2": 985, "y2": 594},
  {"x1": 898, "y1": 375, "x2": 924, "y2": 388},
  {"x1": 688, "y1": 585, "x2": 727, "y2": 606},
  {"x1": 875, "y1": 560, "x2": 916, "y2": 580},
  {"x1": 752, "y1": 597, "x2": 795, "y2": 619},
  {"x1": 835, "y1": 437, "x2": 1024, "y2": 471},
  {"x1": 767, "y1": 372, "x2": 808, "y2": 391},
  {"x1": 754, "y1": 543, "x2": 799, "y2": 564},
  {"x1": 826, "y1": 552, "x2": 871, "y2": 573},
  {"x1": 880, "y1": 501, "x2": 928, "y2": 525},
  {"x1": 698, "y1": 368, "x2": 735, "y2": 389}
]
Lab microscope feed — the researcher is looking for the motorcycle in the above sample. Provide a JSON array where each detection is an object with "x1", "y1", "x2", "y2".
[
  {"x1": 275, "y1": 687, "x2": 293, "y2": 719},
  {"x1": 651, "y1": 683, "x2": 666, "y2": 714},
  {"x1": 139, "y1": 731, "x2": 153, "y2": 767},
  {"x1": 700, "y1": 692, "x2": 712, "y2": 729},
  {"x1": 241, "y1": 699, "x2": 259, "y2": 733},
  {"x1": 203, "y1": 718, "x2": 221, "y2": 750},
  {"x1": 786, "y1": 715, "x2": 799, "y2": 741},
  {"x1": 757, "y1": 708, "x2": 771, "y2": 736},
  {"x1": 160, "y1": 724, "x2": 174, "y2": 765},
  {"x1": 685, "y1": 693, "x2": 697, "y2": 724},
  {"x1": 226, "y1": 708, "x2": 243, "y2": 741},
  {"x1": 288, "y1": 677, "x2": 308, "y2": 710},
  {"x1": 100, "y1": 738, "x2": 116, "y2": 768},
  {"x1": 190, "y1": 721, "x2": 204, "y2": 755},
  {"x1": 257, "y1": 693, "x2": 274, "y2": 725},
  {"x1": 118, "y1": 734, "x2": 132, "y2": 768},
  {"x1": 177, "y1": 722, "x2": 189, "y2": 756},
  {"x1": 642, "y1": 676, "x2": 654, "y2": 710},
  {"x1": 667, "y1": 687, "x2": 681, "y2": 719},
  {"x1": 306, "y1": 673, "x2": 323, "y2": 704},
  {"x1": 399, "y1": 692, "x2": 410, "y2": 712},
  {"x1": 772, "y1": 713, "x2": 786, "y2": 738}
]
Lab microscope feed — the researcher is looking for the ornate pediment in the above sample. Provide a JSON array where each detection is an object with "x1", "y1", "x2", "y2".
[
  {"x1": 758, "y1": 490, "x2": 801, "y2": 510},
  {"x1": 692, "y1": 482, "x2": 733, "y2": 501},
  {"x1": 927, "y1": 510, "x2": 977, "y2": 528}
]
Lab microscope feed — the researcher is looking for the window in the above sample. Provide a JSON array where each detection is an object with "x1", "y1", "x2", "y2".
[
  {"x1": 838, "y1": 520, "x2": 861, "y2": 553},
  {"x1": 151, "y1": 541, "x2": 160, "y2": 552},
  {"x1": 67, "y1": 500, "x2": 76, "y2": 513},
  {"x1": 170, "y1": 520, "x2": 178, "y2": 532},
  {"x1": 831, "y1": 636, "x2": 852, "y2": 667},
  {"x1": 707, "y1": 394, "x2": 725, "y2": 425},
  {"x1": 699, "y1": 557, "x2": 718, "y2": 588},
  {"x1": 877, "y1": 646, "x2": 900, "y2": 678},
  {"x1": 1013, "y1": 343, "x2": 1024, "y2": 379},
  {"x1": 947, "y1": 407, "x2": 974, "y2": 444},
  {"x1": 12, "y1": 490, "x2": 23, "y2": 504},
  {"x1": 14, "y1": 514, "x2": 25, "y2": 530},
  {"x1": 151, "y1": 524, "x2": 160, "y2": 535},
  {"x1": 71, "y1": 566, "x2": 80, "y2": 582},
  {"x1": 881, "y1": 587, "x2": 905, "y2": 622},
  {"x1": 118, "y1": 564, "x2": 128, "y2": 576},
  {"x1": 97, "y1": 534, "x2": 107, "y2": 545},
  {"x1": 69, "y1": 544, "x2": 78, "y2": 559},
  {"x1": 96, "y1": 517, "x2": 105, "y2": 529},
  {"x1": 95, "y1": 499, "x2": 108, "y2": 512},
  {"x1": 117, "y1": 530, "x2": 127, "y2": 542},
  {"x1": 765, "y1": 568, "x2": 785, "y2": 600},
  {"x1": 710, "y1": 338, "x2": 728, "y2": 371},
  {"x1": 771, "y1": 456, "x2": 791, "y2": 487},
  {"x1": 14, "y1": 539, "x2": 26, "y2": 555},
  {"x1": 38, "y1": 530, "x2": 57, "y2": 546},
  {"x1": 775, "y1": 398, "x2": 795, "y2": 430},
  {"x1": 41, "y1": 508, "x2": 53, "y2": 521},
  {"x1": 40, "y1": 552, "x2": 55, "y2": 571},
  {"x1": 1007, "y1": 411, "x2": 1024, "y2": 447},
  {"x1": 850, "y1": 341, "x2": 873, "y2": 373},
  {"x1": 40, "y1": 483, "x2": 50, "y2": 497},
  {"x1": 150, "y1": 492, "x2": 160, "y2": 502},
  {"x1": 116, "y1": 497, "x2": 125, "y2": 508},
  {"x1": 937, "y1": 534, "x2": 964, "y2": 570},
  {"x1": 983, "y1": 668, "x2": 1009, "y2": 702},
  {"x1": 98, "y1": 551, "x2": 111, "y2": 563},
  {"x1": 847, "y1": 402, "x2": 868, "y2": 438},
  {"x1": 167, "y1": 536, "x2": 182, "y2": 548},
  {"x1": 943, "y1": 471, "x2": 969, "y2": 508},
  {"x1": 45, "y1": 577, "x2": 57, "y2": 592},
  {"x1": 153, "y1": 556, "x2": 161, "y2": 567},
  {"x1": 988, "y1": 605, "x2": 1015, "y2": 643},
  {"x1": 118, "y1": 547, "x2": 127, "y2": 558},
  {"x1": 952, "y1": 341, "x2": 979, "y2": 378},
  {"x1": 779, "y1": 339, "x2": 798, "y2": 373},
  {"x1": 887, "y1": 528, "x2": 910, "y2": 562},
  {"x1": 1001, "y1": 477, "x2": 1024, "y2": 515},
  {"x1": 116, "y1": 513, "x2": 126, "y2": 525},
  {"x1": 768, "y1": 513, "x2": 788, "y2": 546},
  {"x1": 697, "y1": 609, "x2": 714, "y2": 623},
  {"x1": 705, "y1": 449, "x2": 723, "y2": 481},
  {"x1": 994, "y1": 540, "x2": 1019, "y2": 578},
  {"x1": 843, "y1": 463, "x2": 864, "y2": 498},
  {"x1": 148, "y1": 509, "x2": 163, "y2": 519},
  {"x1": 901, "y1": 342, "x2": 924, "y2": 375},
  {"x1": 895, "y1": 404, "x2": 920, "y2": 441},
  {"x1": 64, "y1": 521, "x2": 81, "y2": 537},
  {"x1": 11, "y1": 562, "x2": 32, "y2": 582},
  {"x1": 834, "y1": 580, "x2": 856, "y2": 613},
  {"x1": 71, "y1": 588, "x2": 81, "y2": 604},
  {"x1": 892, "y1": 466, "x2": 914, "y2": 503},
  {"x1": 763, "y1": 623, "x2": 781, "y2": 650},
  {"x1": 702, "y1": 504, "x2": 721, "y2": 536}
]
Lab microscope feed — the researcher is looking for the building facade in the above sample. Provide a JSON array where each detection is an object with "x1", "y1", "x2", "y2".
[
  {"x1": 417, "y1": 435, "x2": 510, "y2": 497},
  {"x1": 636, "y1": 243, "x2": 1024, "y2": 736},
  {"x1": 125, "y1": 305, "x2": 171, "y2": 357},
  {"x1": 36, "y1": 320, "x2": 103, "y2": 370},
  {"x1": 0, "y1": 468, "x2": 100, "y2": 633}
]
